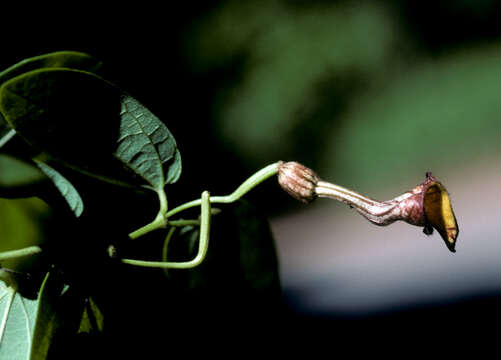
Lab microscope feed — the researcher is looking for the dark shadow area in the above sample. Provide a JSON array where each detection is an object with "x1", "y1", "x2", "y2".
[
  {"x1": 392, "y1": 0, "x2": 501, "y2": 54},
  {"x1": 283, "y1": 290, "x2": 501, "y2": 350}
]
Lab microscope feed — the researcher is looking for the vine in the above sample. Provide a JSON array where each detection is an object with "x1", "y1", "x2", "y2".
[{"x1": 0, "y1": 52, "x2": 459, "y2": 359}]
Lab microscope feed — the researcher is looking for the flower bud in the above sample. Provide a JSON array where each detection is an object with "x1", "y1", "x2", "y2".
[{"x1": 278, "y1": 161, "x2": 319, "y2": 203}]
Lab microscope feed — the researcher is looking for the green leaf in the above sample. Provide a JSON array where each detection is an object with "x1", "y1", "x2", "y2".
[
  {"x1": 0, "y1": 51, "x2": 103, "y2": 146},
  {"x1": 34, "y1": 161, "x2": 84, "y2": 217},
  {"x1": 0, "y1": 68, "x2": 182, "y2": 190},
  {"x1": 0, "y1": 154, "x2": 46, "y2": 198},
  {"x1": 28, "y1": 272, "x2": 62, "y2": 360},
  {"x1": 0, "y1": 282, "x2": 38, "y2": 360},
  {"x1": 116, "y1": 95, "x2": 182, "y2": 189},
  {"x1": 29, "y1": 272, "x2": 85, "y2": 360},
  {"x1": 0, "y1": 69, "x2": 120, "y2": 162},
  {"x1": 0, "y1": 51, "x2": 103, "y2": 86}
]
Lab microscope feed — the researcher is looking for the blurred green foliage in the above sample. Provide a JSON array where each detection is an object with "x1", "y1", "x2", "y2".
[
  {"x1": 0, "y1": 197, "x2": 49, "y2": 271},
  {"x1": 180, "y1": 0, "x2": 501, "y2": 196},
  {"x1": 0, "y1": 155, "x2": 45, "y2": 190},
  {"x1": 324, "y1": 45, "x2": 501, "y2": 189},
  {"x1": 185, "y1": 1, "x2": 401, "y2": 170}
]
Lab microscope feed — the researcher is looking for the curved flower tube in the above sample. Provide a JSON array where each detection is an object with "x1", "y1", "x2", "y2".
[{"x1": 278, "y1": 162, "x2": 459, "y2": 252}]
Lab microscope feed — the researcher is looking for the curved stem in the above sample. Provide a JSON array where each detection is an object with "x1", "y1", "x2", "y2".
[
  {"x1": 162, "y1": 227, "x2": 177, "y2": 263},
  {"x1": 0, "y1": 246, "x2": 42, "y2": 261},
  {"x1": 165, "y1": 162, "x2": 280, "y2": 219},
  {"x1": 128, "y1": 163, "x2": 279, "y2": 241},
  {"x1": 127, "y1": 188, "x2": 169, "y2": 240},
  {"x1": 122, "y1": 191, "x2": 211, "y2": 269},
  {"x1": 162, "y1": 227, "x2": 177, "y2": 276}
]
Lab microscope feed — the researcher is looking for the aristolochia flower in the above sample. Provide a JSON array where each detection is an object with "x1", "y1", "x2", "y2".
[{"x1": 278, "y1": 162, "x2": 459, "y2": 252}]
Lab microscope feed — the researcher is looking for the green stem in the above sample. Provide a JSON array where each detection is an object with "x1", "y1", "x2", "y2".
[
  {"x1": 168, "y1": 219, "x2": 200, "y2": 227},
  {"x1": 158, "y1": 188, "x2": 168, "y2": 215},
  {"x1": 128, "y1": 215, "x2": 167, "y2": 240},
  {"x1": 0, "y1": 246, "x2": 42, "y2": 261},
  {"x1": 127, "y1": 162, "x2": 279, "y2": 241},
  {"x1": 162, "y1": 227, "x2": 177, "y2": 276},
  {"x1": 165, "y1": 162, "x2": 280, "y2": 219},
  {"x1": 162, "y1": 227, "x2": 177, "y2": 262},
  {"x1": 128, "y1": 188, "x2": 169, "y2": 240},
  {"x1": 122, "y1": 191, "x2": 211, "y2": 269}
]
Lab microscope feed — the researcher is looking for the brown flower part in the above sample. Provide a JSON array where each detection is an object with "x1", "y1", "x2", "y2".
[
  {"x1": 316, "y1": 171, "x2": 458, "y2": 252},
  {"x1": 278, "y1": 161, "x2": 319, "y2": 203},
  {"x1": 278, "y1": 162, "x2": 459, "y2": 252}
]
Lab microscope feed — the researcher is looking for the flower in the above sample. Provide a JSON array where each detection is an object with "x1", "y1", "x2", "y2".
[{"x1": 278, "y1": 162, "x2": 459, "y2": 252}]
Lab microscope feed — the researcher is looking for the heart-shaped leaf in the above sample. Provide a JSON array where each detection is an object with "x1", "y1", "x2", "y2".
[
  {"x1": 0, "y1": 51, "x2": 103, "y2": 147},
  {"x1": 0, "y1": 51, "x2": 103, "y2": 86},
  {"x1": 0, "y1": 68, "x2": 181, "y2": 191},
  {"x1": 116, "y1": 95, "x2": 182, "y2": 190}
]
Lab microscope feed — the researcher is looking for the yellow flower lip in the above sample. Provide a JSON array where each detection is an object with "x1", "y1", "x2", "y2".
[{"x1": 422, "y1": 172, "x2": 459, "y2": 253}]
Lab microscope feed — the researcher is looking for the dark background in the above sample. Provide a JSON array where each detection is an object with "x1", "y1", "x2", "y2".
[{"x1": 2, "y1": 0, "x2": 501, "y2": 353}]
